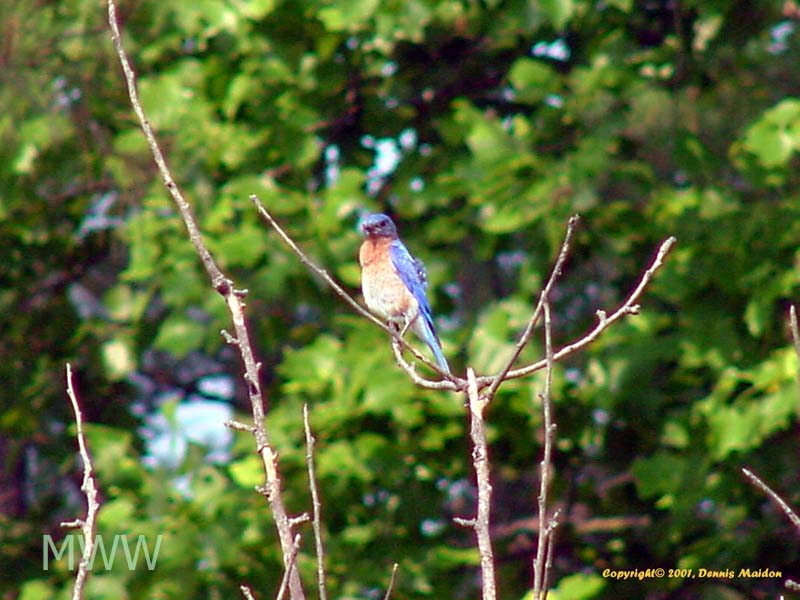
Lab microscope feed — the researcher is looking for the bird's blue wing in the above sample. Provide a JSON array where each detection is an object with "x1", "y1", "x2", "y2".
[
  {"x1": 389, "y1": 240, "x2": 431, "y2": 315},
  {"x1": 390, "y1": 240, "x2": 450, "y2": 373}
]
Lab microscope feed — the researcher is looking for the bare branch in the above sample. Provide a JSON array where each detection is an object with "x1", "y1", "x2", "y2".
[
  {"x1": 543, "y1": 510, "x2": 560, "y2": 598},
  {"x1": 382, "y1": 563, "x2": 399, "y2": 600},
  {"x1": 106, "y1": 3, "x2": 304, "y2": 597},
  {"x1": 276, "y1": 535, "x2": 303, "y2": 600},
  {"x1": 486, "y1": 215, "x2": 580, "y2": 400},
  {"x1": 225, "y1": 420, "x2": 256, "y2": 433},
  {"x1": 532, "y1": 300, "x2": 557, "y2": 600},
  {"x1": 790, "y1": 306, "x2": 800, "y2": 381},
  {"x1": 303, "y1": 405, "x2": 328, "y2": 600},
  {"x1": 62, "y1": 364, "x2": 101, "y2": 600},
  {"x1": 251, "y1": 194, "x2": 459, "y2": 386},
  {"x1": 465, "y1": 368, "x2": 496, "y2": 600},
  {"x1": 484, "y1": 236, "x2": 677, "y2": 385},
  {"x1": 240, "y1": 585, "x2": 257, "y2": 600},
  {"x1": 391, "y1": 338, "x2": 458, "y2": 390},
  {"x1": 742, "y1": 468, "x2": 800, "y2": 532}
]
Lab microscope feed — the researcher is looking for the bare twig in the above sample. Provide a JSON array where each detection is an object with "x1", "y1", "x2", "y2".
[
  {"x1": 789, "y1": 305, "x2": 800, "y2": 375},
  {"x1": 532, "y1": 301, "x2": 557, "y2": 600},
  {"x1": 543, "y1": 510, "x2": 559, "y2": 596},
  {"x1": 106, "y1": 3, "x2": 304, "y2": 597},
  {"x1": 62, "y1": 364, "x2": 100, "y2": 600},
  {"x1": 482, "y1": 236, "x2": 677, "y2": 386},
  {"x1": 486, "y1": 215, "x2": 579, "y2": 400},
  {"x1": 382, "y1": 563, "x2": 399, "y2": 600},
  {"x1": 465, "y1": 367, "x2": 496, "y2": 600},
  {"x1": 251, "y1": 194, "x2": 457, "y2": 385},
  {"x1": 240, "y1": 584, "x2": 257, "y2": 600},
  {"x1": 276, "y1": 535, "x2": 303, "y2": 600},
  {"x1": 742, "y1": 468, "x2": 800, "y2": 532},
  {"x1": 303, "y1": 405, "x2": 328, "y2": 600},
  {"x1": 225, "y1": 420, "x2": 256, "y2": 433}
]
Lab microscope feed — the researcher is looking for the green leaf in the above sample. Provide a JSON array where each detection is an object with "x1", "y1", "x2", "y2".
[
  {"x1": 539, "y1": 0, "x2": 574, "y2": 29},
  {"x1": 430, "y1": 546, "x2": 480, "y2": 568},
  {"x1": 632, "y1": 452, "x2": 687, "y2": 501},
  {"x1": 508, "y1": 58, "x2": 559, "y2": 104},
  {"x1": 210, "y1": 222, "x2": 268, "y2": 268},
  {"x1": 98, "y1": 497, "x2": 136, "y2": 531},
  {"x1": 317, "y1": 0, "x2": 380, "y2": 31},
  {"x1": 229, "y1": 455, "x2": 264, "y2": 488},
  {"x1": 605, "y1": 0, "x2": 632, "y2": 11},
  {"x1": 468, "y1": 298, "x2": 534, "y2": 371},
  {"x1": 742, "y1": 99, "x2": 800, "y2": 168},
  {"x1": 704, "y1": 406, "x2": 753, "y2": 459},
  {"x1": 541, "y1": 572, "x2": 607, "y2": 600},
  {"x1": 235, "y1": 0, "x2": 277, "y2": 19},
  {"x1": 19, "y1": 581, "x2": 54, "y2": 600},
  {"x1": 153, "y1": 315, "x2": 207, "y2": 357}
]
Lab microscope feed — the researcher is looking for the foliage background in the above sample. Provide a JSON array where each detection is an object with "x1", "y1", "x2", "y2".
[{"x1": 2, "y1": 0, "x2": 800, "y2": 598}]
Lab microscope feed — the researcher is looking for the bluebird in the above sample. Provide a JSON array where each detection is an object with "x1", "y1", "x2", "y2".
[{"x1": 359, "y1": 213, "x2": 450, "y2": 374}]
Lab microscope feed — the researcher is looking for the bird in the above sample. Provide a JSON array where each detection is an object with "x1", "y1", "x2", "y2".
[{"x1": 358, "y1": 213, "x2": 450, "y2": 374}]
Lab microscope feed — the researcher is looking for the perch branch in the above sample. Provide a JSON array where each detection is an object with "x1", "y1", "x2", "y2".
[
  {"x1": 251, "y1": 195, "x2": 457, "y2": 386},
  {"x1": 391, "y1": 338, "x2": 458, "y2": 390}
]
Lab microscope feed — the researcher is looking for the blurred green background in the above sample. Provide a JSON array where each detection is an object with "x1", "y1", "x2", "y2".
[{"x1": 2, "y1": 0, "x2": 799, "y2": 598}]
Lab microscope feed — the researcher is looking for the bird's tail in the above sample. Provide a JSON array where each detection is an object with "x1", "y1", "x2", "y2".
[{"x1": 414, "y1": 314, "x2": 450, "y2": 375}]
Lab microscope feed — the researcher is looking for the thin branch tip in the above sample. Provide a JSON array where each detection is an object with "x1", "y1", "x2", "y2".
[
  {"x1": 382, "y1": 563, "x2": 400, "y2": 600},
  {"x1": 742, "y1": 467, "x2": 800, "y2": 531}
]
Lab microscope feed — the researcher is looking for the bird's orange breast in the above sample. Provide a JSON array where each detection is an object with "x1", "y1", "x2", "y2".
[{"x1": 359, "y1": 238, "x2": 417, "y2": 322}]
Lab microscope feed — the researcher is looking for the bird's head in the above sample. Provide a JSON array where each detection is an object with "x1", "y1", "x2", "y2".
[{"x1": 359, "y1": 213, "x2": 398, "y2": 239}]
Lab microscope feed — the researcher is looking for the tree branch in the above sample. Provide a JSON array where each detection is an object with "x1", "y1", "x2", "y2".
[
  {"x1": 251, "y1": 194, "x2": 459, "y2": 387},
  {"x1": 481, "y1": 236, "x2": 677, "y2": 386},
  {"x1": 464, "y1": 367, "x2": 496, "y2": 600},
  {"x1": 532, "y1": 301, "x2": 557, "y2": 600},
  {"x1": 485, "y1": 215, "x2": 579, "y2": 400},
  {"x1": 303, "y1": 405, "x2": 328, "y2": 600},
  {"x1": 106, "y1": 2, "x2": 304, "y2": 597},
  {"x1": 382, "y1": 563, "x2": 399, "y2": 600},
  {"x1": 275, "y1": 535, "x2": 303, "y2": 600},
  {"x1": 789, "y1": 305, "x2": 800, "y2": 379},
  {"x1": 742, "y1": 468, "x2": 800, "y2": 532},
  {"x1": 391, "y1": 338, "x2": 458, "y2": 390},
  {"x1": 61, "y1": 364, "x2": 101, "y2": 600}
]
